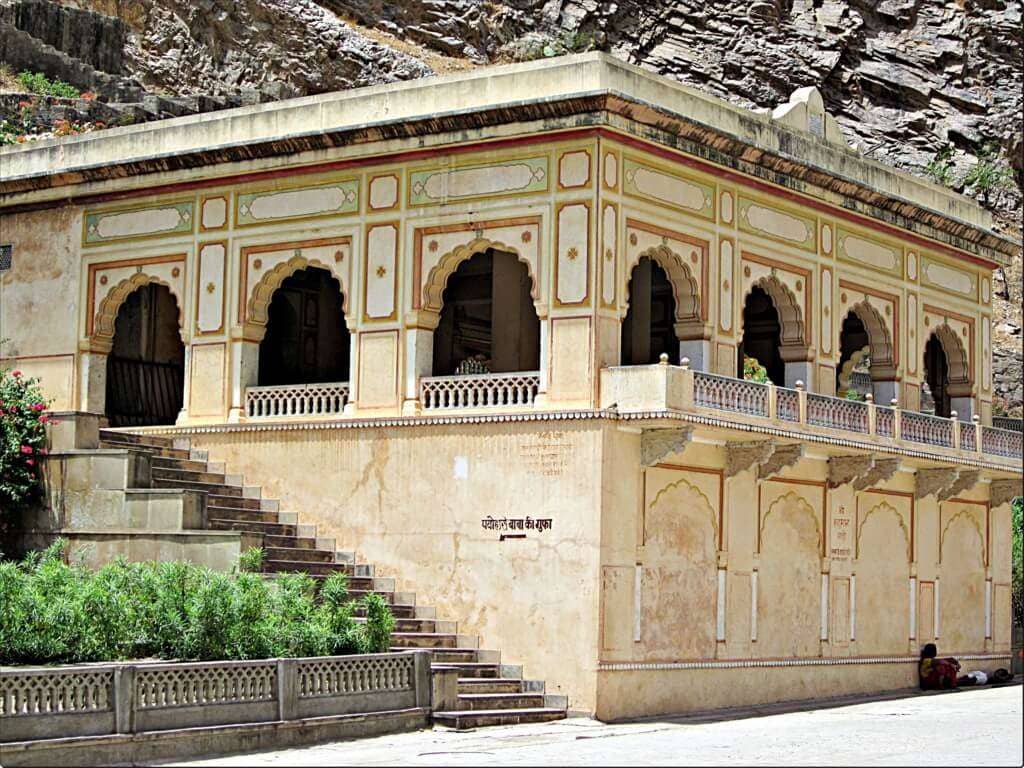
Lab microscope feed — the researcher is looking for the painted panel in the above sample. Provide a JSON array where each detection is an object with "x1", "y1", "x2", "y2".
[
  {"x1": 196, "y1": 242, "x2": 226, "y2": 335},
  {"x1": 938, "y1": 503, "x2": 986, "y2": 651},
  {"x1": 737, "y1": 196, "x2": 816, "y2": 251},
  {"x1": 821, "y1": 223, "x2": 833, "y2": 255},
  {"x1": 855, "y1": 498, "x2": 911, "y2": 654},
  {"x1": 622, "y1": 157, "x2": 714, "y2": 220},
  {"x1": 236, "y1": 179, "x2": 359, "y2": 226},
  {"x1": 907, "y1": 293, "x2": 918, "y2": 375},
  {"x1": 831, "y1": 578, "x2": 850, "y2": 646},
  {"x1": 357, "y1": 331, "x2": 399, "y2": 408},
  {"x1": 409, "y1": 156, "x2": 548, "y2": 206},
  {"x1": 982, "y1": 317, "x2": 991, "y2": 392},
  {"x1": 600, "y1": 565, "x2": 634, "y2": 654},
  {"x1": 369, "y1": 174, "x2": 399, "y2": 210},
  {"x1": 719, "y1": 238, "x2": 734, "y2": 334},
  {"x1": 602, "y1": 151, "x2": 619, "y2": 191},
  {"x1": 836, "y1": 226, "x2": 902, "y2": 276},
  {"x1": 200, "y1": 196, "x2": 228, "y2": 231},
  {"x1": 918, "y1": 581, "x2": 935, "y2": 641},
  {"x1": 981, "y1": 277, "x2": 990, "y2": 304},
  {"x1": 365, "y1": 224, "x2": 398, "y2": 321},
  {"x1": 720, "y1": 190, "x2": 734, "y2": 225},
  {"x1": 921, "y1": 256, "x2": 977, "y2": 298},
  {"x1": 558, "y1": 150, "x2": 591, "y2": 188},
  {"x1": 821, "y1": 267, "x2": 833, "y2": 355},
  {"x1": 189, "y1": 343, "x2": 226, "y2": 417},
  {"x1": 906, "y1": 250, "x2": 918, "y2": 281},
  {"x1": 84, "y1": 201, "x2": 194, "y2": 245},
  {"x1": 548, "y1": 317, "x2": 592, "y2": 402},
  {"x1": 601, "y1": 204, "x2": 616, "y2": 308},
  {"x1": 556, "y1": 203, "x2": 590, "y2": 306}
]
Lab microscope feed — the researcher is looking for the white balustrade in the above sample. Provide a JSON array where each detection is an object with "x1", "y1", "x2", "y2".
[
  {"x1": 981, "y1": 425, "x2": 1023, "y2": 459},
  {"x1": 875, "y1": 406, "x2": 895, "y2": 438},
  {"x1": 693, "y1": 372, "x2": 769, "y2": 417},
  {"x1": 901, "y1": 410, "x2": 953, "y2": 447},
  {"x1": 958, "y1": 421, "x2": 978, "y2": 452},
  {"x1": 806, "y1": 394, "x2": 869, "y2": 434},
  {"x1": 776, "y1": 387, "x2": 800, "y2": 422},
  {"x1": 420, "y1": 371, "x2": 540, "y2": 410},
  {"x1": 245, "y1": 382, "x2": 349, "y2": 419}
]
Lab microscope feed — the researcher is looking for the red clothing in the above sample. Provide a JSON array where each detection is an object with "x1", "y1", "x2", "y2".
[{"x1": 920, "y1": 657, "x2": 960, "y2": 689}]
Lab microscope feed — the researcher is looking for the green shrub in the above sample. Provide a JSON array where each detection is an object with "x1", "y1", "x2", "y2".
[
  {"x1": 924, "y1": 145, "x2": 956, "y2": 187},
  {"x1": 963, "y1": 143, "x2": 1013, "y2": 204},
  {"x1": 0, "y1": 544, "x2": 395, "y2": 664},
  {"x1": 742, "y1": 356, "x2": 769, "y2": 384},
  {"x1": 1013, "y1": 497, "x2": 1023, "y2": 626},
  {"x1": 16, "y1": 71, "x2": 80, "y2": 99}
]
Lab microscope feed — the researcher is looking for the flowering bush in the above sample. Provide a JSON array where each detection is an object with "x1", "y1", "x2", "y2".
[
  {"x1": 742, "y1": 355, "x2": 769, "y2": 383},
  {"x1": 0, "y1": 367, "x2": 51, "y2": 514}
]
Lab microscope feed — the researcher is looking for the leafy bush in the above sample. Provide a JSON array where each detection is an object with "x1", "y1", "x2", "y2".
[
  {"x1": 742, "y1": 356, "x2": 769, "y2": 384},
  {"x1": 924, "y1": 145, "x2": 955, "y2": 187},
  {"x1": 963, "y1": 143, "x2": 1013, "y2": 204},
  {"x1": 0, "y1": 364, "x2": 51, "y2": 517},
  {"x1": 1013, "y1": 497, "x2": 1023, "y2": 626},
  {"x1": 16, "y1": 71, "x2": 80, "y2": 99},
  {"x1": 0, "y1": 544, "x2": 396, "y2": 664}
]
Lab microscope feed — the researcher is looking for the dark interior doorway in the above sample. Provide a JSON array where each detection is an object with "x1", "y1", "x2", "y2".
[
  {"x1": 258, "y1": 267, "x2": 350, "y2": 386},
  {"x1": 923, "y1": 334, "x2": 951, "y2": 417},
  {"x1": 837, "y1": 312, "x2": 872, "y2": 398},
  {"x1": 432, "y1": 250, "x2": 539, "y2": 376},
  {"x1": 739, "y1": 285, "x2": 785, "y2": 385},
  {"x1": 105, "y1": 283, "x2": 184, "y2": 427},
  {"x1": 621, "y1": 257, "x2": 679, "y2": 366}
]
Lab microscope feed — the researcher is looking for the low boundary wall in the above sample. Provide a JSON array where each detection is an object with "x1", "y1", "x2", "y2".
[{"x1": 1, "y1": 651, "x2": 433, "y2": 766}]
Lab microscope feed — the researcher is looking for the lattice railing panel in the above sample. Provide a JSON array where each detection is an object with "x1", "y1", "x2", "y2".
[
  {"x1": 776, "y1": 388, "x2": 800, "y2": 422},
  {"x1": 694, "y1": 372, "x2": 769, "y2": 417},
  {"x1": 246, "y1": 382, "x2": 349, "y2": 419},
  {"x1": 959, "y1": 421, "x2": 978, "y2": 452},
  {"x1": 420, "y1": 371, "x2": 540, "y2": 410},
  {"x1": 0, "y1": 669, "x2": 113, "y2": 716},
  {"x1": 806, "y1": 394, "x2": 869, "y2": 433},
  {"x1": 296, "y1": 654, "x2": 414, "y2": 699},
  {"x1": 135, "y1": 662, "x2": 277, "y2": 709},
  {"x1": 901, "y1": 410, "x2": 953, "y2": 448},
  {"x1": 981, "y1": 425, "x2": 1023, "y2": 459},
  {"x1": 875, "y1": 406, "x2": 895, "y2": 438}
]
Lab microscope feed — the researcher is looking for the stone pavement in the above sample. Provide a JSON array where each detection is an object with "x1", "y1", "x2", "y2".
[{"x1": 164, "y1": 684, "x2": 1023, "y2": 767}]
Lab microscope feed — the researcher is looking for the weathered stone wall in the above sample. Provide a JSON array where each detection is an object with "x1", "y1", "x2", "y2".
[{"x1": 1, "y1": 0, "x2": 126, "y2": 73}]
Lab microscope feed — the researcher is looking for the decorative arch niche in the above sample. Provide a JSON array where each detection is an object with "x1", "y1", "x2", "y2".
[
  {"x1": 927, "y1": 323, "x2": 971, "y2": 393},
  {"x1": 92, "y1": 272, "x2": 184, "y2": 353},
  {"x1": 746, "y1": 275, "x2": 805, "y2": 350},
  {"x1": 246, "y1": 254, "x2": 350, "y2": 342},
  {"x1": 622, "y1": 244, "x2": 702, "y2": 330},
  {"x1": 421, "y1": 236, "x2": 540, "y2": 316}
]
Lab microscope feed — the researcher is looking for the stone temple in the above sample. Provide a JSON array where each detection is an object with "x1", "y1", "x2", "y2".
[{"x1": 0, "y1": 53, "x2": 1020, "y2": 722}]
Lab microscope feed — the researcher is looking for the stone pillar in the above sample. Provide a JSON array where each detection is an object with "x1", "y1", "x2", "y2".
[
  {"x1": 78, "y1": 349, "x2": 108, "y2": 416},
  {"x1": 679, "y1": 337, "x2": 711, "y2": 372},
  {"x1": 873, "y1": 378, "x2": 899, "y2": 407},
  {"x1": 402, "y1": 311, "x2": 439, "y2": 415},
  {"x1": 784, "y1": 361, "x2": 814, "y2": 390},
  {"x1": 537, "y1": 308, "x2": 550, "y2": 396},
  {"x1": 950, "y1": 395, "x2": 974, "y2": 422},
  {"x1": 175, "y1": 343, "x2": 192, "y2": 425},
  {"x1": 344, "y1": 329, "x2": 359, "y2": 414},
  {"x1": 228, "y1": 336, "x2": 260, "y2": 422}
]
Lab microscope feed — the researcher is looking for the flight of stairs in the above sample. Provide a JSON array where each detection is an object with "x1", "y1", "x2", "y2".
[{"x1": 98, "y1": 428, "x2": 567, "y2": 730}]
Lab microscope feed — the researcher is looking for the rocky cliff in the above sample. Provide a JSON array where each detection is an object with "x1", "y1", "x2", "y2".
[{"x1": 3, "y1": 0, "x2": 1021, "y2": 413}]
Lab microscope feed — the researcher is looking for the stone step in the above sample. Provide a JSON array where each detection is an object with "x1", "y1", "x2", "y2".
[
  {"x1": 389, "y1": 632, "x2": 477, "y2": 650},
  {"x1": 151, "y1": 456, "x2": 219, "y2": 473},
  {"x1": 263, "y1": 534, "x2": 319, "y2": 550},
  {"x1": 457, "y1": 678, "x2": 539, "y2": 694},
  {"x1": 263, "y1": 558, "x2": 352, "y2": 576},
  {"x1": 355, "y1": 617, "x2": 455, "y2": 634},
  {"x1": 150, "y1": 467, "x2": 233, "y2": 485},
  {"x1": 207, "y1": 506, "x2": 283, "y2": 524},
  {"x1": 207, "y1": 495, "x2": 277, "y2": 512},
  {"x1": 151, "y1": 475, "x2": 247, "y2": 497},
  {"x1": 432, "y1": 708, "x2": 566, "y2": 730},
  {"x1": 414, "y1": 648, "x2": 493, "y2": 664},
  {"x1": 432, "y1": 662, "x2": 520, "y2": 679},
  {"x1": 456, "y1": 693, "x2": 548, "y2": 711},
  {"x1": 263, "y1": 546, "x2": 336, "y2": 563},
  {"x1": 100, "y1": 440, "x2": 192, "y2": 460},
  {"x1": 99, "y1": 430, "x2": 178, "y2": 449},
  {"x1": 209, "y1": 518, "x2": 312, "y2": 538}
]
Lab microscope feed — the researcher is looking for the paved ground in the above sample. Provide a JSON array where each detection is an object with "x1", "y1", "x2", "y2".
[{"x1": 166, "y1": 685, "x2": 1023, "y2": 767}]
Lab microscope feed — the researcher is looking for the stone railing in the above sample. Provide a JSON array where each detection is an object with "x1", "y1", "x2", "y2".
[
  {"x1": 598, "y1": 362, "x2": 1022, "y2": 463},
  {"x1": 693, "y1": 371, "x2": 769, "y2": 417},
  {"x1": 245, "y1": 381, "x2": 349, "y2": 419},
  {"x1": 807, "y1": 393, "x2": 869, "y2": 433},
  {"x1": 992, "y1": 416, "x2": 1023, "y2": 432},
  {"x1": 0, "y1": 651, "x2": 429, "y2": 744},
  {"x1": 419, "y1": 371, "x2": 540, "y2": 410}
]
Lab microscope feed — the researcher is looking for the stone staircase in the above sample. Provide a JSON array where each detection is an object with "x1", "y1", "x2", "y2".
[{"x1": 98, "y1": 428, "x2": 567, "y2": 730}]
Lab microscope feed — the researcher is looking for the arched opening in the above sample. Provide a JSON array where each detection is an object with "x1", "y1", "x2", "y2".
[
  {"x1": 105, "y1": 283, "x2": 184, "y2": 427},
  {"x1": 621, "y1": 257, "x2": 680, "y2": 365},
  {"x1": 836, "y1": 312, "x2": 872, "y2": 400},
  {"x1": 432, "y1": 249, "x2": 540, "y2": 376},
  {"x1": 739, "y1": 285, "x2": 785, "y2": 386},
  {"x1": 923, "y1": 333, "x2": 952, "y2": 417},
  {"x1": 258, "y1": 267, "x2": 350, "y2": 386}
]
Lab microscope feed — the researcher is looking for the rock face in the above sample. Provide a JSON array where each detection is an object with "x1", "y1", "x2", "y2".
[{"x1": 3, "y1": 0, "x2": 1021, "y2": 413}]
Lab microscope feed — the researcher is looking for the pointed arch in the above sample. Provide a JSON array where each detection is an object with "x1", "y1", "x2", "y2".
[
  {"x1": 623, "y1": 244, "x2": 702, "y2": 328},
  {"x1": 648, "y1": 476, "x2": 719, "y2": 545},
  {"x1": 422, "y1": 237, "x2": 538, "y2": 315},
  {"x1": 745, "y1": 275, "x2": 805, "y2": 349},
  {"x1": 92, "y1": 272, "x2": 183, "y2": 353},
  {"x1": 246, "y1": 255, "x2": 348, "y2": 339},
  {"x1": 846, "y1": 300, "x2": 895, "y2": 373},
  {"x1": 939, "y1": 508, "x2": 985, "y2": 566},
  {"x1": 928, "y1": 323, "x2": 971, "y2": 391},
  {"x1": 760, "y1": 490, "x2": 821, "y2": 553},
  {"x1": 856, "y1": 501, "x2": 910, "y2": 561}
]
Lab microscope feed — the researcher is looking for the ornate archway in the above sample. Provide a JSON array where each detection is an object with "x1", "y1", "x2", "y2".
[
  {"x1": 745, "y1": 275, "x2": 805, "y2": 349},
  {"x1": 92, "y1": 272, "x2": 183, "y2": 353},
  {"x1": 622, "y1": 244, "x2": 702, "y2": 329},
  {"x1": 246, "y1": 254, "x2": 349, "y2": 341},
  {"x1": 422, "y1": 237, "x2": 539, "y2": 316},
  {"x1": 923, "y1": 323, "x2": 972, "y2": 418},
  {"x1": 837, "y1": 301, "x2": 897, "y2": 398},
  {"x1": 927, "y1": 324, "x2": 971, "y2": 391}
]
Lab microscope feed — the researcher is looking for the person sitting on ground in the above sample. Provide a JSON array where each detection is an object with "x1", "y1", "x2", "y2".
[{"x1": 919, "y1": 643, "x2": 960, "y2": 690}]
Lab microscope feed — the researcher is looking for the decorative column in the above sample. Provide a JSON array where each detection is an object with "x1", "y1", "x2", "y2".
[
  {"x1": 227, "y1": 331, "x2": 260, "y2": 422},
  {"x1": 402, "y1": 310, "x2": 439, "y2": 416}
]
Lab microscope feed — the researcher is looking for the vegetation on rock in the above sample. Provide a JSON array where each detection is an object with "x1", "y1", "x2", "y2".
[{"x1": 0, "y1": 542, "x2": 395, "y2": 665}]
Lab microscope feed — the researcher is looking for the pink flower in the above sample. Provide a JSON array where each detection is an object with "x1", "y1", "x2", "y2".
[
  {"x1": 20, "y1": 445, "x2": 33, "y2": 454},
  {"x1": 11, "y1": 370, "x2": 22, "y2": 377},
  {"x1": 30, "y1": 403, "x2": 45, "y2": 412},
  {"x1": 26, "y1": 459, "x2": 34, "y2": 466}
]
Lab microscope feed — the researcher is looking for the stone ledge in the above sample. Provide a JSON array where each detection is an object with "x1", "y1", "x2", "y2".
[
  {"x1": 0, "y1": 707, "x2": 429, "y2": 768},
  {"x1": 598, "y1": 653, "x2": 1011, "y2": 671}
]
